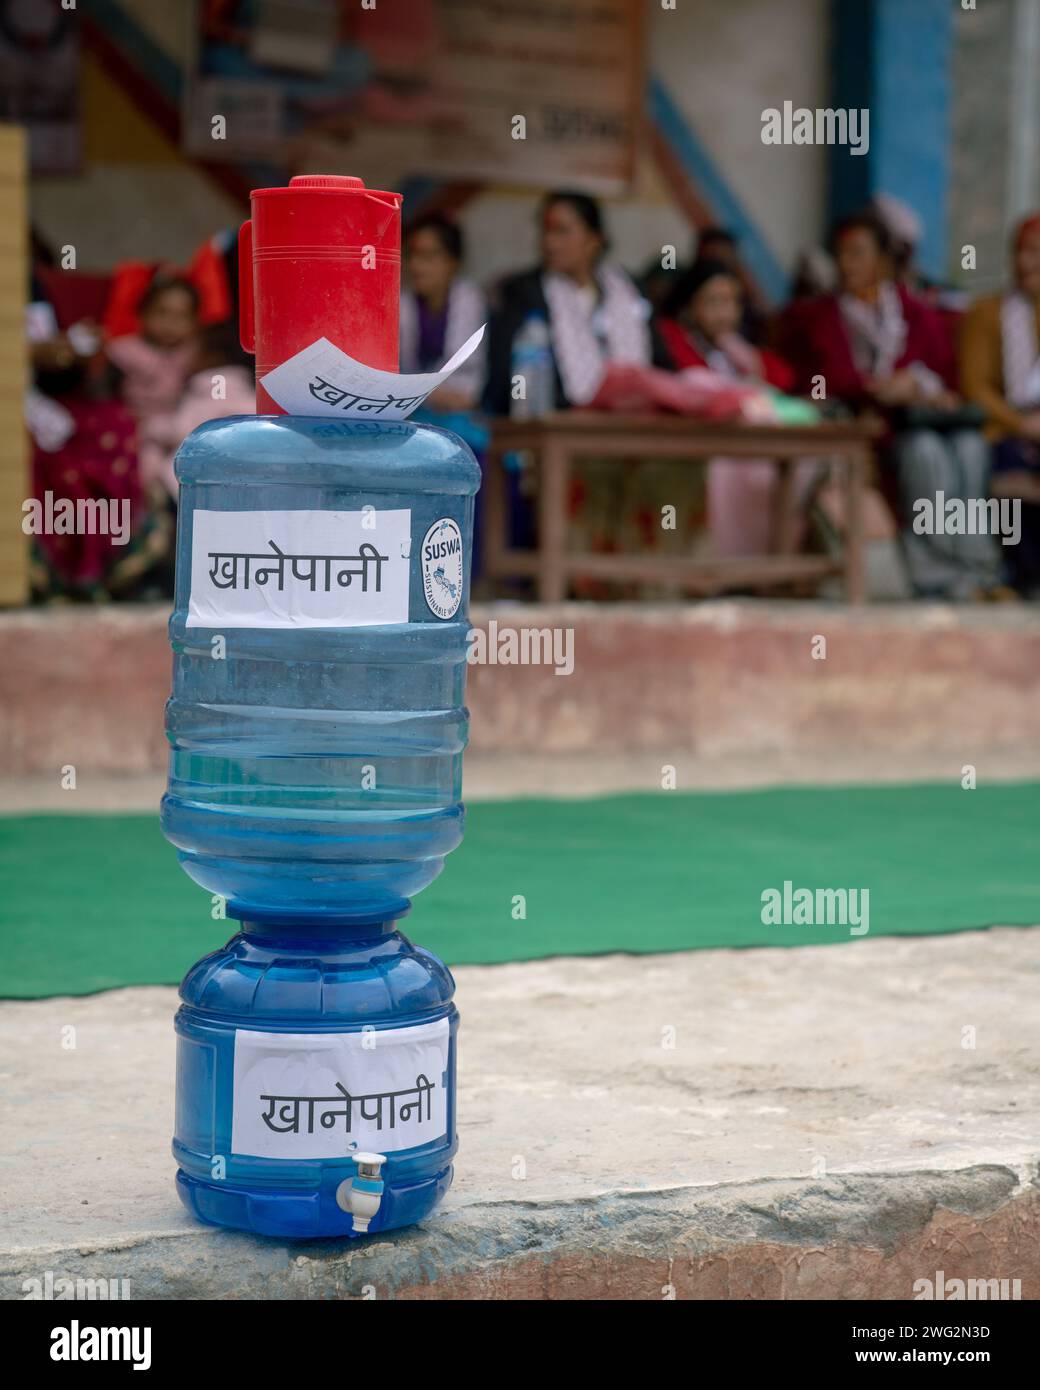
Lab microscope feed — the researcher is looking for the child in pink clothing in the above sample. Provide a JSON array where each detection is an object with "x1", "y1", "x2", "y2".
[
  {"x1": 105, "y1": 276, "x2": 200, "y2": 492},
  {"x1": 144, "y1": 322, "x2": 256, "y2": 496}
]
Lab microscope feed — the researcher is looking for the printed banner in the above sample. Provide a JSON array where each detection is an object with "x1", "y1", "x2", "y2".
[
  {"x1": 0, "y1": 4, "x2": 81, "y2": 174},
  {"x1": 186, "y1": 508, "x2": 411, "y2": 629},
  {"x1": 184, "y1": 1, "x2": 642, "y2": 194},
  {"x1": 259, "y1": 327, "x2": 484, "y2": 420},
  {"x1": 231, "y1": 1018, "x2": 451, "y2": 1158}
]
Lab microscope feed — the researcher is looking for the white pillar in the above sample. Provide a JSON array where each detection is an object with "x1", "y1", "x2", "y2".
[{"x1": 1007, "y1": 0, "x2": 1040, "y2": 225}]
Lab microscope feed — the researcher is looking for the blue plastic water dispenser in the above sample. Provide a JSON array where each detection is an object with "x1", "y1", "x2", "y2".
[{"x1": 162, "y1": 177, "x2": 479, "y2": 1238}]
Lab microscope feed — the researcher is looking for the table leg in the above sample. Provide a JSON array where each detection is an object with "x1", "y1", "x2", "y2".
[
  {"x1": 771, "y1": 457, "x2": 798, "y2": 554},
  {"x1": 538, "y1": 439, "x2": 569, "y2": 603},
  {"x1": 845, "y1": 445, "x2": 868, "y2": 604},
  {"x1": 482, "y1": 443, "x2": 507, "y2": 579}
]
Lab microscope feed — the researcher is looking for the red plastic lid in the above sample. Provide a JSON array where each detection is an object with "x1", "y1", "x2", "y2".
[
  {"x1": 251, "y1": 174, "x2": 400, "y2": 200},
  {"x1": 240, "y1": 173, "x2": 403, "y2": 407},
  {"x1": 291, "y1": 175, "x2": 365, "y2": 188}
]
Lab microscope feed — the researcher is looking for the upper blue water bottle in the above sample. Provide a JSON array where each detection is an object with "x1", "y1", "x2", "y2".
[
  {"x1": 161, "y1": 176, "x2": 480, "y2": 926},
  {"x1": 161, "y1": 176, "x2": 479, "y2": 1239}
]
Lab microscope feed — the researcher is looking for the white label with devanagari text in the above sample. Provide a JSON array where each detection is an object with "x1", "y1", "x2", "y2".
[
  {"x1": 259, "y1": 326, "x2": 485, "y2": 420},
  {"x1": 186, "y1": 507, "x2": 411, "y2": 629},
  {"x1": 231, "y1": 1018, "x2": 451, "y2": 1159}
]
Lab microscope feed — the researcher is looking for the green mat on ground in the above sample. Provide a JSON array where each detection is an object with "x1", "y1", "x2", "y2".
[{"x1": 2, "y1": 783, "x2": 1038, "y2": 998}]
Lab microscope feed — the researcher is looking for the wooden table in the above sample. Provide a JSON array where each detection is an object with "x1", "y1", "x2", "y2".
[{"x1": 484, "y1": 413, "x2": 882, "y2": 603}]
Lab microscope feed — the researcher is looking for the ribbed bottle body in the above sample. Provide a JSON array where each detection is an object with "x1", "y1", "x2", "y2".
[{"x1": 161, "y1": 415, "x2": 480, "y2": 924}]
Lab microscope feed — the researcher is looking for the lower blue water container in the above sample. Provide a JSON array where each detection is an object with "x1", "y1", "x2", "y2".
[{"x1": 173, "y1": 918, "x2": 458, "y2": 1238}]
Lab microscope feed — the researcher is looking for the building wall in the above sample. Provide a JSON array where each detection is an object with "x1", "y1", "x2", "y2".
[
  {"x1": 456, "y1": 0, "x2": 831, "y2": 293},
  {"x1": 0, "y1": 125, "x2": 29, "y2": 607},
  {"x1": 650, "y1": 0, "x2": 831, "y2": 277},
  {"x1": 28, "y1": 0, "x2": 830, "y2": 293},
  {"x1": 33, "y1": 1, "x2": 1021, "y2": 301},
  {"x1": 950, "y1": 0, "x2": 1029, "y2": 294},
  {"x1": 30, "y1": 55, "x2": 241, "y2": 272},
  {"x1": 454, "y1": 144, "x2": 691, "y2": 293}
]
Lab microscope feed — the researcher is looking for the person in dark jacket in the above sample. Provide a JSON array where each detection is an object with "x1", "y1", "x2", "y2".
[{"x1": 484, "y1": 190, "x2": 652, "y2": 417}]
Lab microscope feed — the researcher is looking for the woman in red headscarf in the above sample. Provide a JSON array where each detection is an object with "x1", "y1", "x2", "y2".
[{"x1": 960, "y1": 213, "x2": 1040, "y2": 596}]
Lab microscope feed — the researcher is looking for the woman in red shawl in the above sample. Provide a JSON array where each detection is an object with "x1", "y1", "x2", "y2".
[
  {"x1": 658, "y1": 257, "x2": 794, "y2": 390},
  {"x1": 658, "y1": 259, "x2": 805, "y2": 557},
  {"x1": 779, "y1": 211, "x2": 1003, "y2": 600}
]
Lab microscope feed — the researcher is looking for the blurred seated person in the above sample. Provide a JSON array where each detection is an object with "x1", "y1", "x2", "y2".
[
  {"x1": 105, "y1": 274, "x2": 201, "y2": 486},
  {"x1": 781, "y1": 211, "x2": 1003, "y2": 600},
  {"x1": 658, "y1": 259, "x2": 812, "y2": 556},
  {"x1": 788, "y1": 244, "x2": 838, "y2": 303},
  {"x1": 400, "y1": 210, "x2": 488, "y2": 573},
  {"x1": 691, "y1": 227, "x2": 767, "y2": 345},
  {"x1": 658, "y1": 258, "x2": 793, "y2": 389},
  {"x1": 873, "y1": 192, "x2": 970, "y2": 341},
  {"x1": 871, "y1": 193, "x2": 924, "y2": 293},
  {"x1": 484, "y1": 190, "x2": 652, "y2": 416},
  {"x1": 144, "y1": 322, "x2": 256, "y2": 501},
  {"x1": 959, "y1": 212, "x2": 1040, "y2": 596},
  {"x1": 25, "y1": 232, "x2": 157, "y2": 601},
  {"x1": 487, "y1": 192, "x2": 720, "y2": 582},
  {"x1": 639, "y1": 226, "x2": 765, "y2": 343},
  {"x1": 111, "y1": 321, "x2": 256, "y2": 599},
  {"x1": 400, "y1": 211, "x2": 487, "y2": 450}
]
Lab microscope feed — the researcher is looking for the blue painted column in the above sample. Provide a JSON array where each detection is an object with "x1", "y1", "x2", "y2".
[{"x1": 829, "y1": 0, "x2": 953, "y2": 280}]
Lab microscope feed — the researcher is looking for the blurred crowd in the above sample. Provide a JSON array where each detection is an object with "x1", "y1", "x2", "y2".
[{"x1": 25, "y1": 191, "x2": 1040, "y2": 602}]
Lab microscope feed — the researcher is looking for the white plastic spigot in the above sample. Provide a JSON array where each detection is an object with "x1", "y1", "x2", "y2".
[{"x1": 335, "y1": 1151, "x2": 387, "y2": 1233}]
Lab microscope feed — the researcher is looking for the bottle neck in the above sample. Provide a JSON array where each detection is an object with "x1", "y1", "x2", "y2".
[{"x1": 236, "y1": 908, "x2": 408, "y2": 948}]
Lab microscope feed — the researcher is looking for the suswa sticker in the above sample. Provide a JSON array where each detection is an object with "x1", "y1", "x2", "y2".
[
  {"x1": 421, "y1": 518, "x2": 463, "y2": 619},
  {"x1": 186, "y1": 508, "x2": 411, "y2": 629},
  {"x1": 231, "y1": 1018, "x2": 451, "y2": 1159}
]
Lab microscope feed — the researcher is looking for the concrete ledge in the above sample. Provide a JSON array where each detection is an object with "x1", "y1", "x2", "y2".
[
  {"x1": 6, "y1": 1169, "x2": 1037, "y2": 1300},
  {"x1": 1, "y1": 600, "x2": 1039, "y2": 774},
  {"x1": 4, "y1": 929, "x2": 1039, "y2": 1300}
]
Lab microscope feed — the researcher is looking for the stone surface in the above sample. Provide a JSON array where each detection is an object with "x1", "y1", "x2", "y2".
[
  {"x1": 2, "y1": 928, "x2": 1038, "y2": 1300},
  {"x1": 3, "y1": 602, "x2": 1038, "y2": 1299},
  {"x1": 2, "y1": 601, "x2": 1039, "y2": 774}
]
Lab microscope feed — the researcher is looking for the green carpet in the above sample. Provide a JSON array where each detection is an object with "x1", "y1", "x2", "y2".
[{"x1": 2, "y1": 783, "x2": 1038, "y2": 998}]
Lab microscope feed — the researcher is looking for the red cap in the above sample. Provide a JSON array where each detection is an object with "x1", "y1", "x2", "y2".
[{"x1": 239, "y1": 175, "x2": 403, "y2": 413}]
